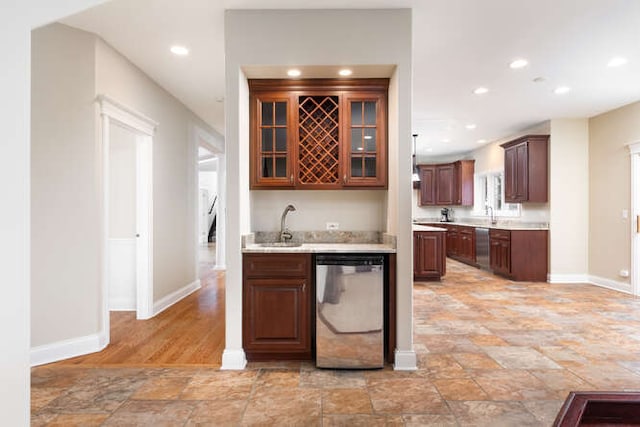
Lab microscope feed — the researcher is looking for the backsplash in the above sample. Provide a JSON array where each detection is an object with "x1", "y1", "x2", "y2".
[{"x1": 253, "y1": 230, "x2": 381, "y2": 244}]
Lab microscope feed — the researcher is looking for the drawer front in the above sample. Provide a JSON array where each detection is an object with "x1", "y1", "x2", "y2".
[
  {"x1": 490, "y1": 229, "x2": 510, "y2": 240},
  {"x1": 243, "y1": 253, "x2": 310, "y2": 278}
]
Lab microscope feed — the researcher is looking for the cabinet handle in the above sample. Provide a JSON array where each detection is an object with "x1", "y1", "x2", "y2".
[
  {"x1": 637, "y1": 215, "x2": 640, "y2": 234},
  {"x1": 343, "y1": 174, "x2": 347, "y2": 184},
  {"x1": 290, "y1": 174, "x2": 293, "y2": 183},
  {"x1": 302, "y1": 282, "x2": 306, "y2": 292}
]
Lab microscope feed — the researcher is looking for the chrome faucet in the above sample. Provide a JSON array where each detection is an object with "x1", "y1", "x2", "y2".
[
  {"x1": 280, "y1": 204, "x2": 296, "y2": 243},
  {"x1": 487, "y1": 205, "x2": 497, "y2": 225}
]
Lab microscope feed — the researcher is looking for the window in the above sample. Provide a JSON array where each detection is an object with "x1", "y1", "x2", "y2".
[{"x1": 473, "y1": 171, "x2": 520, "y2": 217}]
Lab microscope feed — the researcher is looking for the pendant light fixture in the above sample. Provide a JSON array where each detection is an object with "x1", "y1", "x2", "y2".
[{"x1": 412, "y1": 133, "x2": 421, "y2": 187}]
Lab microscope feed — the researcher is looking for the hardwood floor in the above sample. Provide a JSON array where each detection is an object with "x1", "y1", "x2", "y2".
[{"x1": 53, "y1": 246, "x2": 224, "y2": 367}]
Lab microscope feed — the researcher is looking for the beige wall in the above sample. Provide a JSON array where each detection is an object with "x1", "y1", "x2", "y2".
[
  {"x1": 549, "y1": 119, "x2": 589, "y2": 279},
  {"x1": 589, "y1": 101, "x2": 640, "y2": 283},
  {"x1": 96, "y1": 37, "x2": 213, "y2": 301},
  {"x1": 31, "y1": 23, "x2": 101, "y2": 347},
  {"x1": 251, "y1": 191, "x2": 385, "y2": 232}
]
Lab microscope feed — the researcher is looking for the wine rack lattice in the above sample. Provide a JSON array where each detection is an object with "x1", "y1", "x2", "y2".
[{"x1": 298, "y1": 96, "x2": 340, "y2": 184}]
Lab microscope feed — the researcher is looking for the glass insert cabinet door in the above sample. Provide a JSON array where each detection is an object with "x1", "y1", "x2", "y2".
[
  {"x1": 252, "y1": 95, "x2": 293, "y2": 187},
  {"x1": 345, "y1": 94, "x2": 386, "y2": 186}
]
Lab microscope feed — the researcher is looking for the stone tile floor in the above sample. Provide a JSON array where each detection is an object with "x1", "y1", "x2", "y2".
[{"x1": 32, "y1": 260, "x2": 640, "y2": 426}]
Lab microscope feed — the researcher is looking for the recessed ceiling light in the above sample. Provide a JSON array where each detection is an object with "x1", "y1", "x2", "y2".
[
  {"x1": 170, "y1": 45, "x2": 189, "y2": 56},
  {"x1": 287, "y1": 69, "x2": 301, "y2": 77},
  {"x1": 510, "y1": 58, "x2": 528, "y2": 69},
  {"x1": 338, "y1": 69, "x2": 353, "y2": 76},
  {"x1": 607, "y1": 57, "x2": 628, "y2": 67},
  {"x1": 477, "y1": 139, "x2": 487, "y2": 144},
  {"x1": 473, "y1": 87, "x2": 489, "y2": 95},
  {"x1": 554, "y1": 86, "x2": 571, "y2": 95},
  {"x1": 465, "y1": 124, "x2": 477, "y2": 130},
  {"x1": 426, "y1": 148, "x2": 433, "y2": 152},
  {"x1": 441, "y1": 139, "x2": 450, "y2": 143}
]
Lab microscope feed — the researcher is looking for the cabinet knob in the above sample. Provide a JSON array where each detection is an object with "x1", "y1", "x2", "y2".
[{"x1": 290, "y1": 174, "x2": 293, "y2": 183}]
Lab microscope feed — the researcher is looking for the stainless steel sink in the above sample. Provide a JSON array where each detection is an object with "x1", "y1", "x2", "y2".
[{"x1": 258, "y1": 242, "x2": 303, "y2": 248}]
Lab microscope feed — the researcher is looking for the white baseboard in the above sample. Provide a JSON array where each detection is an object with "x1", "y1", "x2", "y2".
[
  {"x1": 220, "y1": 349, "x2": 247, "y2": 370},
  {"x1": 547, "y1": 273, "x2": 589, "y2": 284},
  {"x1": 588, "y1": 275, "x2": 632, "y2": 294},
  {"x1": 31, "y1": 333, "x2": 107, "y2": 367},
  {"x1": 393, "y1": 349, "x2": 418, "y2": 371},
  {"x1": 153, "y1": 279, "x2": 201, "y2": 316}
]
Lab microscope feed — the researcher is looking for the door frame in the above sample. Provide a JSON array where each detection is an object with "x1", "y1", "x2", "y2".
[
  {"x1": 98, "y1": 95, "x2": 157, "y2": 348},
  {"x1": 192, "y1": 124, "x2": 226, "y2": 271},
  {"x1": 628, "y1": 141, "x2": 640, "y2": 296}
]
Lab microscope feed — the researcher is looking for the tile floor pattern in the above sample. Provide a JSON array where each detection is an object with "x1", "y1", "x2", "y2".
[{"x1": 32, "y1": 260, "x2": 640, "y2": 426}]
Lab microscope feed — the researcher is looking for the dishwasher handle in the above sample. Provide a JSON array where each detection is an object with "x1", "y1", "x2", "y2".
[{"x1": 315, "y1": 254, "x2": 384, "y2": 266}]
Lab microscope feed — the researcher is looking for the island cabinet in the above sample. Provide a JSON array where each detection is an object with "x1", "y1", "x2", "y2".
[
  {"x1": 249, "y1": 79, "x2": 388, "y2": 190},
  {"x1": 418, "y1": 160, "x2": 475, "y2": 206},
  {"x1": 501, "y1": 135, "x2": 549, "y2": 203},
  {"x1": 243, "y1": 253, "x2": 312, "y2": 360},
  {"x1": 414, "y1": 230, "x2": 446, "y2": 280},
  {"x1": 489, "y1": 229, "x2": 548, "y2": 281}
]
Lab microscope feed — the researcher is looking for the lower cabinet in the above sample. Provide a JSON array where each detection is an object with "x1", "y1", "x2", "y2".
[
  {"x1": 243, "y1": 253, "x2": 312, "y2": 360},
  {"x1": 457, "y1": 227, "x2": 476, "y2": 265},
  {"x1": 413, "y1": 231, "x2": 446, "y2": 280},
  {"x1": 489, "y1": 229, "x2": 548, "y2": 281}
]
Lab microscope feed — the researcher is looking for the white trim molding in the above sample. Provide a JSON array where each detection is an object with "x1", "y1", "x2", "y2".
[
  {"x1": 588, "y1": 275, "x2": 632, "y2": 294},
  {"x1": 627, "y1": 141, "x2": 640, "y2": 296},
  {"x1": 547, "y1": 274, "x2": 589, "y2": 284},
  {"x1": 220, "y1": 349, "x2": 247, "y2": 370},
  {"x1": 31, "y1": 333, "x2": 107, "y2": 367},
  {"x1": 97, "y1": 95, "x2": 158, "y2": 136},
  {"x1": 153, "y1": 280, "x2": 201, "y2": 316},
  {"x1": 393, "y1": 349, "x2": 418, "y2": 371}
]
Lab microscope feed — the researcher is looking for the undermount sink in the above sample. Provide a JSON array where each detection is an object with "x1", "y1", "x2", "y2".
[{"x1": 258, "y1": 242, "x2": 303, "y2": 248}]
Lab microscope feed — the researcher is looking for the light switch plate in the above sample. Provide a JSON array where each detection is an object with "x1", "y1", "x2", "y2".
[
  {"x1": 619, "y1": 269, "x2": 630, "y2": 278},
  {"x1": 622, "y1": 209, "x2": 629, "y2": 219},
  {"x1": 326, "y1": 222, "x2": 339, "y2": 230}
]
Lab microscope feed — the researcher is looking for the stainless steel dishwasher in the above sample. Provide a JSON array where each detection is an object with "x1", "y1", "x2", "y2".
[
  {"x1": 475, "y1": 227, "x2": 490, "y2": 270},
  {"x1": 315, "y1": 254, "x2": 384, "y2": 369}
]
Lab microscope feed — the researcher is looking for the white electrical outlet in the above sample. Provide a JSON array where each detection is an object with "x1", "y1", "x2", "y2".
[
  {"x1": 326, "y1": 222, "x2": 339, "y2": 230},
  {"x1": 619, "y1": 269, "x2": 630, "y2": 278},
  {"x1": 622, "y1": 209, "x2": 629, "y2": 219}
]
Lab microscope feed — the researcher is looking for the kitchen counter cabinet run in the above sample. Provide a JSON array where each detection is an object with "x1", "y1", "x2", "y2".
[{"x1": 413, "y1": 230, "x2": 446, "y2": 281}]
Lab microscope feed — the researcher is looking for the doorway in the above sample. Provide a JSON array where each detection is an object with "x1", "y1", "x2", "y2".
[{"x1": 99, "y1": 95, "x2": 156, "y2": 348}]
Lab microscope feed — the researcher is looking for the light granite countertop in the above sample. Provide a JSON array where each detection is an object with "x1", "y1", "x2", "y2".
[
  {"x1": 242, "y1": 243, "x2": 396, "y2": 253},
  {"x1": 413, "y1": 224, "x2": 447, "y2": 232},
  {"x1": 413, "y1": 218, "x2": 549, "y2": 231}
]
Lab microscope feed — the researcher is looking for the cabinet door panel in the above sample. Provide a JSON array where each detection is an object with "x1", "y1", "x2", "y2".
[
  {"x1": 515, "y1": 142, "x2": 529, "y2": 201},
  {"x1": 436, "y1": 164, "x2": 455, "y2": 205},
  {"x1": 419, "y1": 166, "x2": 436, "y2": 205},
  {"x1": 243, "y1": 278, "x2": 309, "y2": 352},
  {"x1": 414, "y1": 232, "x2": 445, "y2": 280},
  {"x1": 343, "y1": 93, "x2": 387, "y2": 187}
]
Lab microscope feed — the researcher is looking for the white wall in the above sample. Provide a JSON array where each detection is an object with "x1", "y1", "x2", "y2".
[
  {"x1": 2, "y1": 1, "x2": 107, "y2": 424},
  {"x1": 549, "y1": 119, "x2": 589, "y2": 280},
  {"x1": 31, "y1": 23, "x2": 102, "y2": 347},
  {"x1": 251, "y1": 191, "x2": 385, "y2": 231},
  {"x1": 224, "y1": 9, "x2": 414, "y2": 369}
]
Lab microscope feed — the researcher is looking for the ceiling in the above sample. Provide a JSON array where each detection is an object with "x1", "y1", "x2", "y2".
[{"x1": 62, "y1": 0, "x2": 640, "y2": 157}]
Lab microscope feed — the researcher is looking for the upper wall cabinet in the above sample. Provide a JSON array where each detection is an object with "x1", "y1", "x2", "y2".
[
  {"x1": 418, "y1": 160, "x2": 474, "y2": 206},
  {"x1": 249, "y1": 79, "x2": 388, "y2": 190},
  {"x1": 500, "y1": 135, "x2": 549, "y2": 203}
]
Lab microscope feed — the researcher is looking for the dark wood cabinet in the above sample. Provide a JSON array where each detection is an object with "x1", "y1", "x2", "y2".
[
  {"x1": 458, "y1": 226, "x2": 476, "y2": 264},
  {"x1": 243, "y1": 253, "x2": 312, "y2": 360},
  {"x1": 489, "y1": 229, "x2": 511, "y2": 276},
  {"x1": 446, "y1": 225, "x2": 459, "y2": 257},
  {"x1": 249, "y1": 79, "x2": 388, "y2": 190},
  {"x1": 501, "y1": 135, "x2": 548, "y2": 203},
  {"x1": 418, "y1": 160, "x2": 474, "y2": 206},
  {"x1": 413, "y1": 231, "x2": 446, "y2": 280},
  {"x1": 489, "y1": 229, "x2": 548, "y2": 281}
]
